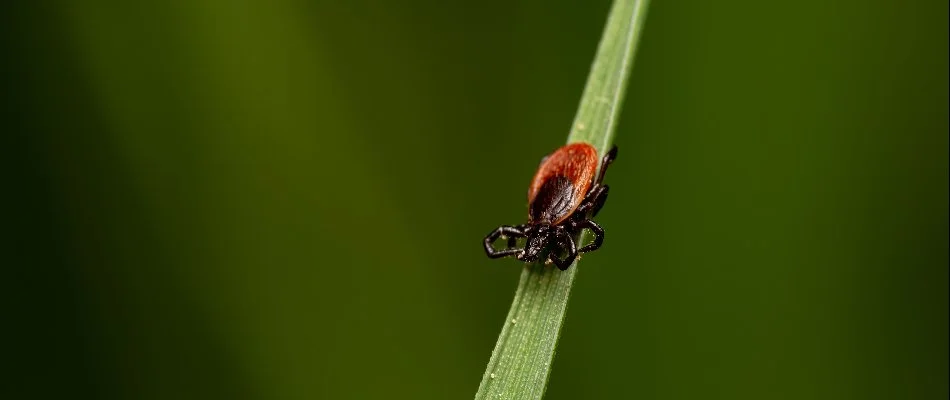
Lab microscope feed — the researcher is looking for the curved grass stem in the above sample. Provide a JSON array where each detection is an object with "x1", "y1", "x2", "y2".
[{"x1": 474, "y1": 1, "x2": 650, "y2": 399}]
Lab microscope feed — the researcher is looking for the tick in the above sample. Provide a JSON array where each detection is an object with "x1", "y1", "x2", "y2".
[{"x1": 483, "y1": 143, "x2": 618, "y2": 270}]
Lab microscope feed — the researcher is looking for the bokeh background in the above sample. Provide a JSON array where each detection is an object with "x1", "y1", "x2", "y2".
[{"x1": 4, "y1": 0, "x2": 947, "y2": 399}]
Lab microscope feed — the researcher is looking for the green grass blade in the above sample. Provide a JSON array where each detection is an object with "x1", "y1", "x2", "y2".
[{"x1": 474, "y1": 1, "x2": 650, "y2": 399}]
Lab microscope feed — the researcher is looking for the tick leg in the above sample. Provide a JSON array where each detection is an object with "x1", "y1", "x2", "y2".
[
  {"x1": 595, "y1": 145, "x2": 618, "y2": 185},
  {"x1": 549, "y1": 229, "x2": 578, "y2": 271},
  {"x1": 484, "y1": 225, "x2": 526, "y2": 258},
  {"x1": 574, "y1": 219, "x2": 605, "y2": 254},
  {"x1": 576, "y1": 184, "x2": 609, "y2": 218},
  {"x1": 507, "y1": 224, "x2": 530, "y2": 248},
  {"x1": 576, "y1": 145, "x2": 616, "y2": 218},
  {"x1": 588, "y1": 184, "x2": 609, "y2": 217}
]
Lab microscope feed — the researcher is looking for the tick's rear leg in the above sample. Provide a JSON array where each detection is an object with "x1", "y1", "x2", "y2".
[
  {"x1": 595, "y1": 145, "x2": 618, "y2": 185},
  {"x1": 578, "y1": 144, "x2": 616, "y2": 217},
  {"x1": 576, "y1": 184, "x2": 609, "y2": 218},
  {"x1": 549, "y1": 228, "x2": 578, "y2": 271}
]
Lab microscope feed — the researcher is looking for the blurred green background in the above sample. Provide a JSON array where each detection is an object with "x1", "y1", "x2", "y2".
[{"x1": 4, "y1": 0, "x2": 947, "y2": 399}]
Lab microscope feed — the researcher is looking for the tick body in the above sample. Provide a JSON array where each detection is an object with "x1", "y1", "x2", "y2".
[{"x1": 484, "y1": 143, "x2": 618, "y2": 270}]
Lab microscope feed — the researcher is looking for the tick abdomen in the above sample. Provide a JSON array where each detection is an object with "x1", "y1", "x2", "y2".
[
  {"x1": 528, "y1": 176, "x2": 574, "y2": 224},
  {"x1": 526, "y1": 143, "x2": 598, "y2": 225}
]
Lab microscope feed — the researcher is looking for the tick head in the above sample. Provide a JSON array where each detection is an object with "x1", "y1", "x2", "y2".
[{"x1": 518, "y1": 224, "x2": 552, "y2": 263}]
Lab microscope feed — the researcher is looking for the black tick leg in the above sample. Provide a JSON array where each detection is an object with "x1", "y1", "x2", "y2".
[
  {"x1": 576, "y1": 184, "x2": 609, "y2": 218},
  {"x1": 484, "y1": 225, "x2": 527, "y2": 258},
  {"x1": 595, "y1": 145, "x2": 618, "y2": 185},
  {"x1": 573, "y1": 219, "x2": 605, "y2": 254},
  {"x1": 574, "y1": 145, "x2": 616, "y2": 218},
  {"x1": 549, "y1": 228, "x2": 578, "y2": 271},
  {"x1": 507, "y1": 224, "x2": 529, "y2": 249}
]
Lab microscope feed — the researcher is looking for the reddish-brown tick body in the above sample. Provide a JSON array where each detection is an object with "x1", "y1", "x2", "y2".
[
  {"x1": 483, "y1": 143, "x2": 618, "y2": 270},
  {"x1": 527, "y1": 143, "x2": 599, "y2": 225}
]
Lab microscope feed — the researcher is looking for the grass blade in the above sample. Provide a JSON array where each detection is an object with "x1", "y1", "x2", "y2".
[{"x1": 474, "y1": 1, "x2": 650, "y2": 399}]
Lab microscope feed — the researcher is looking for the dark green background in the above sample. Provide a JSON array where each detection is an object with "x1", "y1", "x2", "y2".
[{"x1": 4, "y1": 1, "x2": 947, "y2": 399}]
